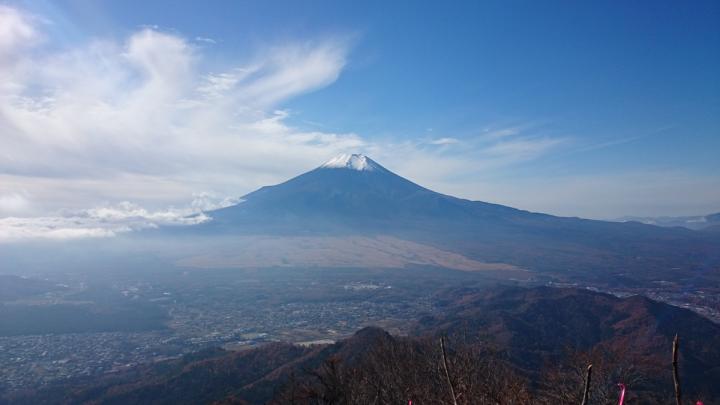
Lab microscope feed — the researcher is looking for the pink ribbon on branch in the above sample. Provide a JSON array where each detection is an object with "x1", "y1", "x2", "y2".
[{"x1": 617, "y1": 383, "x2": 626, "y2": 405}]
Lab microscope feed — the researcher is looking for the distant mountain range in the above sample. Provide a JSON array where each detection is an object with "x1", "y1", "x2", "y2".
[
  {"x1": 615, "y1": 212, "x2": 720, "y2": 231},
  {"x1": 172, "y1": 154, "x2": 720, "y2": 286}
]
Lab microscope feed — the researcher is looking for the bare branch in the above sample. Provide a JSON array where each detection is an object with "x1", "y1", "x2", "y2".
[
  {"x1": 440, "y1": 336, "x2": 458, "y2": 405},
  {"x1": 581, "y1": 364, "x2": 592, "y2": 405},
  {"x1": 672, "y1": 334, "x2": 682, "y2": 405}
]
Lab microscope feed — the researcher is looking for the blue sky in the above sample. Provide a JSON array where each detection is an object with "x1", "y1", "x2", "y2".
[{"x1": 0, "y1": 0, "x2": 718, "y2": 240}]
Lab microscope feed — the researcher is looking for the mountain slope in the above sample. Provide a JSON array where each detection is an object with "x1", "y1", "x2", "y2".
[
  {"x1": 206, "y1": 154, "x2": 520, "y2": 230},
  {"x1": 417, "y1": 286, "x2": 720, "y2": 399},
  {"x1": 183, "y1": 154, "x2": 720, "y2": 284},
  {"x1": 419, "y1": 287, "x2": 720, "y2": 365},
  {"x1": 617, "y1": 212, "x2": 720, "y2": 230}
]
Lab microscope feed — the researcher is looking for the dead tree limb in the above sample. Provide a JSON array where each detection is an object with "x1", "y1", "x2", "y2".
[
  {"x1": 673, "y1": 334, "x2": 682, "y2": 405},
  {"x1": 440, "y1": 336, "x2": 458, "y2": 405},
  {"x1": 580, "y1": 364, "x2": 592, "y2": 405}
]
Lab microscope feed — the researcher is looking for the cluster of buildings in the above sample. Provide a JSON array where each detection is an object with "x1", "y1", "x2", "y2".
[{"x1": 1, "y1": 279, "x2": 432, "y2": 393}]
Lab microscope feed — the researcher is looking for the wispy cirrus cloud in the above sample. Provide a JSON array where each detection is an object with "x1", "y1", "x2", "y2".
[
  {"x1": 428, "y1": 137, "x2": 460, "y2": 146},
  {"x1": 368, "y1": 124, "x2": 569, "y2": 191},
  {"x1": 0, "y1": 5, "x2": 360, "y2": 214},
  {"x1": 194, "y1": 36, "x2": 216, "y2": 44},
  {"x1": 0, "y1": 5, "x2": 37, "y2": 59},
  {"x1": 481, "y1": 136, "x2": 566, "y2": 160}
]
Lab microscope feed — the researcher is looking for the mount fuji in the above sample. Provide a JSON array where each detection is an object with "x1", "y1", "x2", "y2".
[
  {"x1": 207, "y1": 154, "x2": 521, "y2": 229},
  {"x1": 177, "y1": 154, "x2": 720, "y2": 284}
]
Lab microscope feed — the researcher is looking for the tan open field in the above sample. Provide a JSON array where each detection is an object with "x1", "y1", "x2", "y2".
[{"x1": 175, "y1": 235, "x2": 522, "y2": 273}]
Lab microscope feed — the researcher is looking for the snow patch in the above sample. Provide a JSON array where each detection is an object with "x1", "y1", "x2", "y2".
[{"x1": 320, "y1": 154, "x2": 380, "y2": 171}]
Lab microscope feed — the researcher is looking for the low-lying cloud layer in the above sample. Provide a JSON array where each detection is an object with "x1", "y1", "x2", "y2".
[{"x1": 0, "y1": 193, "x2": 240, "y2": 242}]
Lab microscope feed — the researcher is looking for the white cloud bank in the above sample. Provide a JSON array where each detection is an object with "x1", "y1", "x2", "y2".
[{"x1": 0, "y1": 193, "x2": 241, "y2": 242}]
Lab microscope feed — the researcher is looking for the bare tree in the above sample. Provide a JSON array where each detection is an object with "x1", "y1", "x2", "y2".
[
  {"x1": 537, "y1": 346, "x2": 655, "y2": 405},
  {"x1": 277, "y1": 335, "x2": 531, "y2": 404},
  {"x1": 440, "y1": 336, "x2": 458, "y2": 405},
  {"x1": 581, "y1": 364, "x2": 592, "y2": 405},
  {"x1": 672, "y1": 335, "x2": 681, "y2": 405}
]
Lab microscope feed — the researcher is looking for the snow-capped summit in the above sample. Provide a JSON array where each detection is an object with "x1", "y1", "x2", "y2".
[{"x1": 320, "y1": 154, "x2": 382, "y2": 171}]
